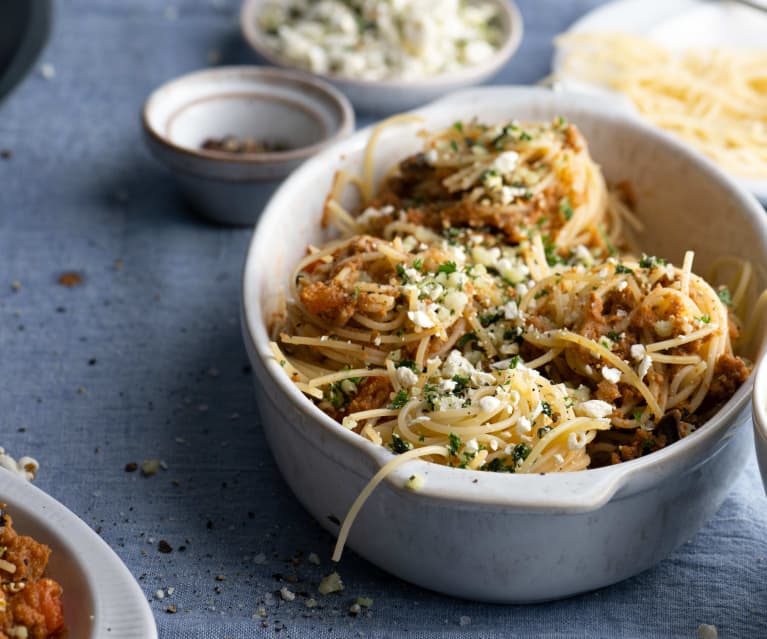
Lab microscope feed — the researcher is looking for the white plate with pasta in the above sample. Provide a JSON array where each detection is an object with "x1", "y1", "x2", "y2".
[{"x1": 551, "y1": 0, "x2": 767, "y2": 203}]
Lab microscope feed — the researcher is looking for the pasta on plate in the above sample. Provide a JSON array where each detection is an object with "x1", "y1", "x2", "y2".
[{"x1": 269, "y1": 116, "x2": 759, "y2": 538}]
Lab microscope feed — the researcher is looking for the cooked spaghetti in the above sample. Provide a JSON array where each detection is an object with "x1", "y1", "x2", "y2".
[
  {"x1": 270, "y1": 117, "x2": 754, "y2": 557},
  {"x1": 554, "y1": 32, "x2": 767, "y2": 178}
]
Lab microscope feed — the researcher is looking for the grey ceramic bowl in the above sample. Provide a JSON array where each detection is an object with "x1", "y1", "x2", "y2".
[
  {"x1": 242, "y1": 87, "x2": 767, "y2": 602},
  {"x1": 142, "y1": 66, "x2": 354, "y2": 225},
  {"x1": 240, "y1": 0, "x2": 523, "y2": 114}
]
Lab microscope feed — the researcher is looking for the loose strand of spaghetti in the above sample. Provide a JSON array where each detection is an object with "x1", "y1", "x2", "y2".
[{"x1": 332, "y1": 445, "x2": 448, "y2": 562}]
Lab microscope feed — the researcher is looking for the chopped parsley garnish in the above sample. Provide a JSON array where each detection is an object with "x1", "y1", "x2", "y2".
[
  {"x1": 543, "y1": 237, "x2": 563, "y2": 266},
  {"x1": 389, "y1": 433, "x2": 412, "y2": 454},
  {"x1": 640, "y1": 438, "x2": 654, "y2": 454},
  {"x1": 534, "y1": 288, "x2": 550, "y2": 300},
  {"x1": 485, "y1": 457, "x2": 514, "y2": 473},
  {"x1": 457, "y1": 332, "x2": 478, "y2": 347},
  {"x1": 447, "y1": 432, "x2": 462, "y2": 456},
  {"x1": 519, "y1": 131, "x2": 533, "y2": 141},
  {"x1": 503, "y1": 326, "x2": 525, "y2": 343},
  {"x1": 508, "y1": 355, "x2": 521, "y2": 369},
  {"x1": 327, "y1": 382, "x2": 347, "y2": 410},
  {"x1": 397, "y1": 360, "x2": 417, "y2": 371},
  {"x1": 479, "y1": 310, "x2": 504, "y2": 327},
  {"x1": 559, "y1": 197, "x2": 574, "y2": 221},
  {"x1": 453, "y1": 121, "x2": 463, "y2": 133},
  {"x1": 555, "y1": 115, "x2": 568, "y2": 129},
  {"x1": 451, "y1": 375, "x2": 470, "y2": 394},
  {"x1": 598, "y1": 225, "x2": 616, "y2": 256},
  {"x1": 511, "y1": 443, "x2": 531, "y2": 464},
  {"x1": 698, "y1": 314, "x2": 711, "y2": 324},
  {"x1": 450, "y1": 140, "x2": 459, "y2": 152},
  {"x1": 639, "y1": 254, "x2": 666, "y2": 269},
  {"x1": 396, "y1": 263, "x2": 408, "y2": 282},
  {"x1": 615, "y1": 264, "x2": 633, "y2": 274},
  {"x1": 437, "y1": 261, "x2": 457, "y2": 275},
  {"x1": 423, "y1": 384, "x2": 439, "y2": 411},
  {"x1": 717, "y1": 286, "x2": 732, "y2": 307},
  {"x1": 412, "y1": 258, "x2": 423, "y2": 271},
  {"x1": 541, "y1": 401, "x2": 553, "y2": 417},
  {"x1": 631, "y1": 407, "x2": 644, "y2": 421},
  {"x1": 607, "y1": 331, "x2": 621, "y2": 342},
  {"x1": 389, "y1": 389, "x2": 409, "y2": 409},
  {"x1": 537, "y1": 426, "x2": 552, "y2": 438}
]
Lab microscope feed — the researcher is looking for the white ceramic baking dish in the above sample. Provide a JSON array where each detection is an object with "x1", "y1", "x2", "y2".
[{"x1": 241, "y1": 87, "x2": 767, "y2": 603}]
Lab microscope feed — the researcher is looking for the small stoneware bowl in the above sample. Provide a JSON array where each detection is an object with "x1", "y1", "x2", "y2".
[
  {"x1": 240, "y1": 0, "x2": 523, "y2": 114},
  {"x1": 142, "y1": 66, "x2": 354, "y2": 225},
  {"x1": 752, "y1": 353, "x2": 767, "y2": 494}
]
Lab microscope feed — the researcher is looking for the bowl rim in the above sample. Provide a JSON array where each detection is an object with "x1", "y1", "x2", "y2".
[
  {"x1": 241, "y1": 85, "x2": 767, "y2": 512},
  {"x1": 141, "y1": 65, "x2": 355, "y2": 167},
  {"x1": 239, "y1": 0, "x2": 524, "y2": 89}
]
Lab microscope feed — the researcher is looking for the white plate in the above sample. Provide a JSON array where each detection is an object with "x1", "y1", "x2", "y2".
[
  {"x1": 552, "y1": 0, "x2": 767, "y2": 203},
  {"x1": 0, "y1": 470, "x2": 157, "y2": 639}
]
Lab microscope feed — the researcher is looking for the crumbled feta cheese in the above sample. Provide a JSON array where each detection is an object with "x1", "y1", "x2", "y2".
[
  {"x1": 318, "y1": 571, "x2": 344, "y2": 595},
  {"x1": 439, "y1": 379, "x2": 457, "y2": 393},
  {"x1": 616, "y1": 280, "x2": 628, "y2": 291},
  {"x1": 443, "y1": 350, "x2": 474, "y2": 378},
  {"x1": 408, "y1": 309, "x2": 434, "y2": 329},
  {"x1": 638, "y1": 355, "x2": 653, "y2": 380},
  {"x1": 630, "y1": 344, "x2": 646, "y2": 361},
  {"x1": 567, "y1": 432, "x2": 588, "y2": 450},
  {"x1": 601, "y1": 366, "x2": 622, "y2": 384},
  {"x1": 464, "y1": 438, "x2": 479, "y2": 454},
  {"x1": 493, "y1": 151, "x2": 520, "y2": 174},
  {"x1": 280, "y1": 586, "x2": 296, "y2": 601},
  {"x1": 576, "y1": 400, "x2": 613, "y2": 419},
  {"x1": 479, "y1": 396, "x2": 501, "y2": 414},
  {"x1": 259, "y1": 0, "x2": 502, "y2": 81},
  {"x1": 443, "y1": 290, "x2": 468, "y2": 315},
  {"x1": 517, "y1": 416, "x2": 532, "y2": 434},
  {"x1": 424, "y1": 149, "x2": 439, "y2": 164},
  {"x1": 396, "y1": 366, "x2": 419, "y2": 388},
  {"x1": 489, "y1": 439, "x2": 499, "y2": 451},
  {"x1": 503, "y1": 300, "x2": 519, "y2": 320}
]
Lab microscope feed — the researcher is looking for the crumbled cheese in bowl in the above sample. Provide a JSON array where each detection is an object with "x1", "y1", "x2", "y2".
[{"x1": 257, "y1": 0, "x2": 504, "y2": 81}]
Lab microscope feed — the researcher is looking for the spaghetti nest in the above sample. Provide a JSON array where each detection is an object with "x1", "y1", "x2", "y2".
[{"x1": 272, "y1": 116, "x2": 751, "y2": 477}]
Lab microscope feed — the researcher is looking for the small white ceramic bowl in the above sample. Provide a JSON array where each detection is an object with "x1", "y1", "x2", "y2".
[
  {"x1": 142, "y1": 66, "x2": 354, "y2": 225},
  {"x1": 240, "y1": 0, "x2": 523, "y2": 114},
  {"x1": 241, "y1": 87, "x2": 767, "y2": 602},
  {"x1": 752, "y1": 353, "x2": 767, "y2": 494}
]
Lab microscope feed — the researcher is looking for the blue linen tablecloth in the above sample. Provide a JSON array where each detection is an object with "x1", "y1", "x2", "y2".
[{"x1": 1, "y1": 1, "x2": 766, "y2": 637}]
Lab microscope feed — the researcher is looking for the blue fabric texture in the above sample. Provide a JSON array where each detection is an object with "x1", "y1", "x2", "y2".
[{"x1": 1, "y1": 1, "x2": 766, "y2": 637}]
